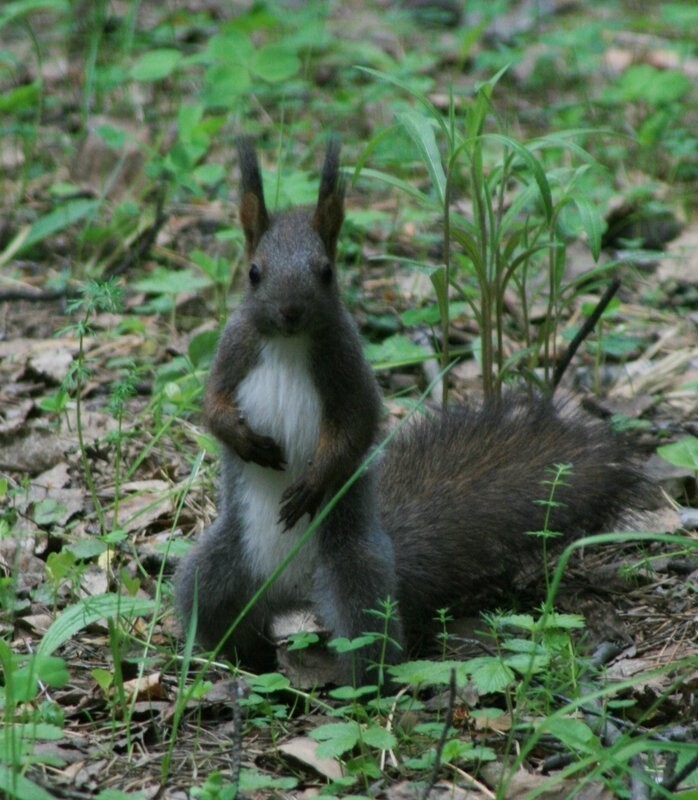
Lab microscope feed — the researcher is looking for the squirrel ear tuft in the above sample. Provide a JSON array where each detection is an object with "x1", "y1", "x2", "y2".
[
  {"x1": 313, "y1": 137, "x2": 345, "y2": 260},
  {"x1": 237, "y1": 137, "x2": 269, "y2": 255}
]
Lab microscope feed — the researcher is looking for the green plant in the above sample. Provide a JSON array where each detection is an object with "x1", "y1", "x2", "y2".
[{"x1": 358, "y1": 69, "x2": 616, "y2": 402}]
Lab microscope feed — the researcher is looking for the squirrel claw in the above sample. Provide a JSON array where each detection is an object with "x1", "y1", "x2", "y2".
[{"x1": 279, "y1": 481, "x2": 323, "y2": 531}]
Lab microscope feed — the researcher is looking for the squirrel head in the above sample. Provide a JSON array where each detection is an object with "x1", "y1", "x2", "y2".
[{"x1": 236, "y1": 139, "x2": 346, "y2": 337}]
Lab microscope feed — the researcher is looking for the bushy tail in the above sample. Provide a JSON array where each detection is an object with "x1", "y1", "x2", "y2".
[{"x1": 378, "y1": 398, "x2": 644, "y2": 646}]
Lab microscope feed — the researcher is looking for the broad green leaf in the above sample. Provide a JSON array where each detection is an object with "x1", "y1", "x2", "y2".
[
  {"x1": 471, "y1": 659, "x2": 515, "y2": 693},
  {"x1": 239, "y1": 768, "x2": 297, "y2": 791},
  {"x1": 310, "y1": 721, "x2": 360, "y2": 758},
  {"x1": 203, "y1": 63, "x2": 252, "y2": 106},
  {"x1": 249, "y1": 672, "x2": 291, "y2": 693},
  {"x1": 362, "y1": 725, "x2": 397, "y2": 750},
  {"x1": 207, "y1": 29, "x2": 254, "y2": 65},
  {"x1": 130, "y1": 48, "x2": 181, "y2": 81},
  {"x1": 252, "y1": 44, "x2": 300, "y2": 82},
  {"x1": 0, "y1": 82, "x2": 40, "y2": 113},
  {"x1": 389, "y1": 659, "x2": 468, "y2": 686},
  {"x1": 37, "y1": 594, "x2": 156, "y2": 656},
  {"x1": 543, "y1": 717, "x2": 596, "y2": 752},
  {"x1": 397, "y1": 110, "x2": 446, "y2": 205},
  {"x1": 188, "y1": 329, "x2": 219, "y2": 369},
  {"x1": 33, "y1": 497, "x2": 68, "y2": 526},
  {"x1": 657, "y1": 436, "x2": 698, "y2": 472},
  {"x1": 133, "y1": 266, "x2": 212, "y2": 295},
  {"x1": 363, "y1": 334, "x2": 430, "y2": 368}
]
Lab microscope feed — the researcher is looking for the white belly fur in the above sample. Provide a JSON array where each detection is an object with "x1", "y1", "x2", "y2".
[{"x1": 235, "y1": 336, "x2": 322, "y2": 599}]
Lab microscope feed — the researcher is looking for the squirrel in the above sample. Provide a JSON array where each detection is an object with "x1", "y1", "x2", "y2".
[{"x1": 174, "y1": 139, "x2": 641, "y2": 682}]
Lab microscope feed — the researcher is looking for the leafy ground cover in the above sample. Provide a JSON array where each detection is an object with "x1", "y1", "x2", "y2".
[{"x1": 1, "y1": 1, "x2": 697, "y2": 798}]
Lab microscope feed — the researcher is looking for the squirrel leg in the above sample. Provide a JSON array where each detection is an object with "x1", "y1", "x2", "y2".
[
  {"x1": 312, "y1": 477, "x2": 404, "y2": 685},
  {"x1": 174, "y1": 513, "x2": 277, "y2": 673}
]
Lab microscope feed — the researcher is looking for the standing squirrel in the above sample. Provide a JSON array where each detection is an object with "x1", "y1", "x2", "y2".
[{"x1": 175, "y1": 140, "x2": 640, "y2": 681}]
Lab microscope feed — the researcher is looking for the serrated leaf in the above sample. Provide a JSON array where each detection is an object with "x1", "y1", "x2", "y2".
[
  {"x1": 130, "y1": 48, "x2": 182, "y2": 81},
  {"x1": 310, "y1": 721, "x2": 360, "y2": 758},
  {"x1": 249, "y1": 672, "x2": 291, "y2": 693},
  {"x1": 471, "y1": 659, "x2": 515, "y2": 693},
  {"x1": 362, "y1": 725, "x2": 397, "y2": 750},
  {"x1": 389, "y1": 659, "x2": 467, "y2": 686}
]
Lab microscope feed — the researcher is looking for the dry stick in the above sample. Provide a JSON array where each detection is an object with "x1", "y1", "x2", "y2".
[
  {"x1": 106, "y1": 184, "x2": 168, "y2": 277},
  {"x1": 0, "y1": 286, "x2": 70, "y2": 302},
  {"x1": 422, "y1": 668, "x2": 457, "y2": 800},
  {"x1": 552, "y1": 277, "x2": 621, "y2": 392},
  {"x1": 229, "y1": 679, "x2": 244, "y2": 794},
  {"x1": 661, "y1": 753, "x2": 698, "y2": 794}
]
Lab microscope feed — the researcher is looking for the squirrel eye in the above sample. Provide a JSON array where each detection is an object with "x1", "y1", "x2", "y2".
[
  {"x1": 319, "y1": 259, "x2": 333, "y2": 285},
  {"x1": 249, "y1": 263, "x2": 261, "y2": 286}
]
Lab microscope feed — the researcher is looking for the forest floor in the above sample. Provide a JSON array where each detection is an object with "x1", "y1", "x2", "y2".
[{"x1": 1, "y1": 1, "x2": 697, "y2": 798}]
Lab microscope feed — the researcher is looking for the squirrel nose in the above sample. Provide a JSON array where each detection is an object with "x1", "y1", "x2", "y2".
[{"x1": 280, "y1": 304, "x2": 304, "y2": 328}]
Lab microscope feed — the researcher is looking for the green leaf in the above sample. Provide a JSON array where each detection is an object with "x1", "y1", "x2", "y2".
[
  {"x1": 133, "y1": 266, "x2": 212, "y2": 296},
  {"x1": 0, "y1": 82, "x2": 40, "y2": 113},
  {"x1": 207, "y1": 28, "x2": 254, "y2": 65},
  {"x1": 239, "y1": 768, "x2": 297, "y2": 791},
  {"x1": 543, "y1": 717, "x2": 596, "y2": 752},
  {"x1": 249, "y1": 672, "x2": 291, "y2": 693},
  {"x1": 364, "y1": 334, "x2": 430, "y2": 368},
  {"x1": 482, "y1": 133, "x2": 553, "y2": 223},
  {"x1": 33, "y1": 497, "x2": 68, "y2": 526},
  {"x1": 397, "y1": 110, "x2": 446, "y2": 205},
  {"x1": 471, "y1": 659, "x2": 515, "y2": 693},
  {"x1": 310, "y1": 721, "x2": 360, "y2": 758},
  {"x1": 38, "y1": 594, "x2": 156, "y2": 656},
  {"x1": 16, "y1": 198, "x2": 98, "y2": 255},
  {"x1": 188, "y1": 330, "x2": 220, "y2": 369},
  {"x1": 572, "y1": 195, "x2": 603, "y2": 261},
  {"x1": 0, "y1": 766, "x2": 57, "y2": 800},
  {"x1": 130, "y1": 48, "x2": 182, "y2": 81},
  {"x1": 657, "y1": 437, "x2": 698, "y2": 472},
  {"x1": 0, "y1": 0, "x2": 68, "y2": 30},
  {"x1": 251, "y1": 44, "x2": 300, "y2": 82},
  {"x1": 362, "y1": 725, "x2": 397, "y2": 750},
  {"x1": 203, "y1": 63, "x2": 252, "y2": 106},
  {"x1": 390, "y1": 659, "x2": 467, "y2": 686}
]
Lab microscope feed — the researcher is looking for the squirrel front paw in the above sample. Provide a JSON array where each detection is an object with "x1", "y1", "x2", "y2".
[
  {"x1": 279, "y1": 479, "x2": 324, "y2": 531},
  {"x1": 234, "y1": 418, "x2": 286, "y2": 470}
]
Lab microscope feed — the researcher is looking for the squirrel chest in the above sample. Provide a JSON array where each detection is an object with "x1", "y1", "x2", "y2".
[{"x1": 234, "y1": 336, "x2": 322, "y2": 592}]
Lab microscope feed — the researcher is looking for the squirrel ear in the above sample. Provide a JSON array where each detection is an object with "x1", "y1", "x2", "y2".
[
  {"x1": 313, "y1": 138, "x2": 345, "y2": 260},
  {"x1": 237, "y1": 138, "x2": 269, "y2": 255}
]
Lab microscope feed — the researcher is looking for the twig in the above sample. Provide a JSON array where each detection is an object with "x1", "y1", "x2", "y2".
[
  {"x1": 552, "y1": 278, "x2": 621, "y2": 391},
  {"x1": 106, "y1": 185, "x2": 168, "y2": 277},
  {"x1": 661, "y1": 753, "x2": 698, "y2": 793},
  {"x1": 229, "y1": 679, "x2": 244, "y2": 795},
  {"x1": 422, "y1": 668, "x2": 457, "y2": 800}
]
